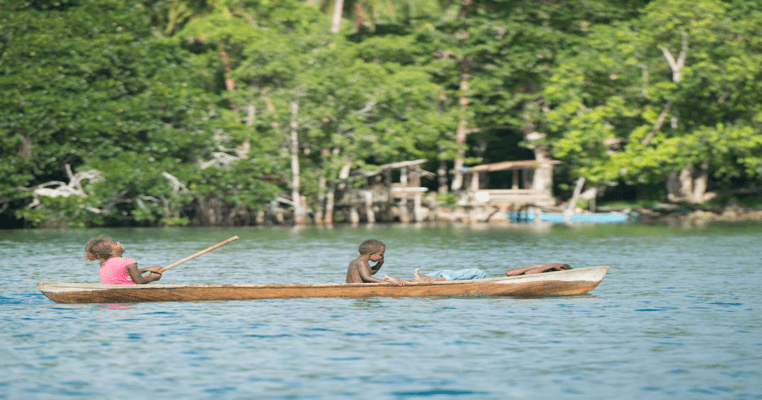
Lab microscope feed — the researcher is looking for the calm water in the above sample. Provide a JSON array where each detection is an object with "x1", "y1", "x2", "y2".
[{"x1": 1, "y1": 222, "x2": 761, "y2": 399}]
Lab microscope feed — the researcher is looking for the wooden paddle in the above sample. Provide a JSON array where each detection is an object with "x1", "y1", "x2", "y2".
[{"x1": 157, "y1": 236, "x2": 239, "y2": 273}]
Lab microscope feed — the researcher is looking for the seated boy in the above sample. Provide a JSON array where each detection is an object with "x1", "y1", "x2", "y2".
[{"x1": 346, "y1": 239, "x2": 403, "y2": 284}]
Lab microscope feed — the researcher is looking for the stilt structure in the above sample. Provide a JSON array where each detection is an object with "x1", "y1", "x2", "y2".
[
  {"x1": 336, "y1": 159, "x2": 434, "y2": 223},
  {"x1": 459, "y1": 160, "x2": 561, "y2": 214}
]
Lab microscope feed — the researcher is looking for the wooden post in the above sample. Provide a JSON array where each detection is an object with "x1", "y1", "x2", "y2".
[
  {"x1": 400, "y1": 167, "x2": 410, "y2": 223},
  {"x1": 365, "y1": 190, "x2": 375, "y2": 223},
  {"x1": 469, "y1": 172, "x2": 479, "y2": 192},
  {"x1": 414, "y1": 193, "x2": 422, "y2": 222},
  {"x1": 520, "y1": 168, "x2": 526, "y2": 189},
  {"x1": 437, "y1": 154, "x2": 449, "y2": 194},
  {"x1": 412, "y1": 167, "x2": 421, "y2": 187},
  {"x1": 385, "y1": 169, "x2": 393, "y2": 204},
  {"x1": 512, "y1": 170, "x2": 519, "y2": 190}
]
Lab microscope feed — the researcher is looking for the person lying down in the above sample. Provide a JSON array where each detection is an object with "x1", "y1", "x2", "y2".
[{"x1": 383, "y1": 263, "x2": 572, "y2": 283}]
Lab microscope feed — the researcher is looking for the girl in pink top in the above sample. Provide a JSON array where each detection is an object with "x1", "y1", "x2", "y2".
[{"x1": 84, "y1": 237, "x2": 162, "y2": 285}]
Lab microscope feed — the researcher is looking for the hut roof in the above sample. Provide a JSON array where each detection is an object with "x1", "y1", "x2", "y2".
[
  {"x1": 361, "y1": 159, "x2": 435, "y2": 178},
  {"x1": 460, "y1": 159, "x2": 560, "y2": 173}
]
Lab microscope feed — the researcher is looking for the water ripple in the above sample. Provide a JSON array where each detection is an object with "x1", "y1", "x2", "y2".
[{"x1": 2, "y1": 223, "x2": 762, "y2": 399}]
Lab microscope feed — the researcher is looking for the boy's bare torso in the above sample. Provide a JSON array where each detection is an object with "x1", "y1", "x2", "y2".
[{"x1": 346, "y1": 258, "x2": 370, "y2": 283}]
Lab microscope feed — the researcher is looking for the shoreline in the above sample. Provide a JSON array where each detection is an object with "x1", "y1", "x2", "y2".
[
  {"x1": 627, "y1": 204, "x2": 762, "y2": 223},
  {"x1": 3, "y1": 204, "x2": 761, "y2": 230}
]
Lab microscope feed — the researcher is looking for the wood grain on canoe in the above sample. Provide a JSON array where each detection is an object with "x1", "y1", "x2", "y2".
[{"x1": 38, "y1": 266, "x2": 609, "y2": 304}]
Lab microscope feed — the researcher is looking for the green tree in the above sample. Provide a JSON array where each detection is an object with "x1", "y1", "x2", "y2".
[
  {"x1": 0, "y1": 0, "x2": 216, "y2": 227},
  {"x1": 543, "y1": 0, "x2": 762, "y2": 203},
  {"x1": 409, "y1": 0, "x2": 649, "y2": 193},
  {"x1": 229, "y1": 18, "x2": 442, "y2": 223}
]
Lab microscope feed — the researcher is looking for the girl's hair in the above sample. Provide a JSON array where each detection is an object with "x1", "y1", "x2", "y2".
[
  {"x1": 83, "y1": 237, "x2": 118, "y2": 261},
  {"x1": 358, "y1": 239, "x2": 385, "y2": 255}
]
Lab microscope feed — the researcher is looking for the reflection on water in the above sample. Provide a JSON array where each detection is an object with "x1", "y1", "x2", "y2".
[{"x1": 1, "y1": 222, "x2": 761, "y2": 399}]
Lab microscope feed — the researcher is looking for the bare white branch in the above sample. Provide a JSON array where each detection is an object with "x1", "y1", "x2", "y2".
[
  {"x1": 161, "y1": 172, "x2": 188, "y2": 194},
  {"x1": 661, "y1": 32, "x2": 689, "y2": 83},
  {"x1": 199, "y1": 152, "x2": 240, "y2": 169},
  {"x1": 24, "y1": 165, "x2": 102, "y2": 206}
]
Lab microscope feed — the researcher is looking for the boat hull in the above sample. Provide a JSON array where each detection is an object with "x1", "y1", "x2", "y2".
[
  {"x1": 38, "y1": 266, "x2": 609, "y2": 304},
  {"x1": 509, "y1": 211, "x2": 628, "y2": 223},
  {"x1": 539, "y1": 213, "x2": 628, "y2": 223}
]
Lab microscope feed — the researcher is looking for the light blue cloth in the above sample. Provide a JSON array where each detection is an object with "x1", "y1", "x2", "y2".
[{"x1": 428, "y1": 268, "x2": 487, "y2": 281}]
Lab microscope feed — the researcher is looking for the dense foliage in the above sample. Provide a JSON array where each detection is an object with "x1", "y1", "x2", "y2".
[{"x1": 1, "y1": 0, "x2": 760, "y2": 228}]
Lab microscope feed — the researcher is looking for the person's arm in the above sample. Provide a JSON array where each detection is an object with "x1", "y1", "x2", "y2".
[
  {"x1": 369, "y1": 258, "x2": 384, "y2": 275},
  {"x1": 358, "y1": 263, "x2": 388, "y2": 283},
  {"x1": 126, "y1": 263, "x2": 162, "y2": 284}
]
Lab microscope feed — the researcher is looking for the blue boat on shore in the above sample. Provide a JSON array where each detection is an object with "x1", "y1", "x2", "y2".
[{"x1": 509, "y1": 210, "x2": 629, "y2": 223}]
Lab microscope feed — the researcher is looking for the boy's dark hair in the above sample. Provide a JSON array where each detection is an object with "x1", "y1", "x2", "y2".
[{"x1": 358, "y1": 239, "x2": 385, "y2": 255}]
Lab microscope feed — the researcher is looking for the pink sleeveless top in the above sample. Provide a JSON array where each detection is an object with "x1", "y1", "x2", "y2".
[{"x1": 100, "y1": 257, "x2": 137, "y2": 285}]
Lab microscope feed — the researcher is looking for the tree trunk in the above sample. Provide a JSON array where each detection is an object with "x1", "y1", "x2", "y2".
[
  {"x1": 568, "y1": 177, "x2": 585, "y2": 211},
  {"x1": 323, "y1": 148, "x2": 341, "y2": 224},
  {"x1": 449, "y1": 1, "x2": 472, "y2": 192},
  {"x1": 657, "y1": 32, "x2": 700, "y2": 203},
  {"x1": 365, "y1": 190, "x2": 375, "y2": 223},
  {"x1": 324, "y1": 160, "x2": 351, "y2": 224},
  {"x1": 316, "y1": 173, "x2": 326, "y2": 224},
  {"x1": 315, "y1": 148, "x2": 329, "y2": 224},
  {"x1": 331, "y1": 0, "x2": 343, "y2": 33},
  {"x1": 399, "y1": 166, "x2": 410, "y2": 222},
  {"x1": 324, "y1": 180, "x2": 336, "y2": 224},
  {"x1": 692, "y1": 159, "x2": 710, "y2": 202},
  {"x1": 437, "y1": 145, "x2": 448, "y2": 194},
  {"x1": 524, "y1": 131, "x2": 554, "y2": 198},
  {"x1": 290, "y1": 101, "x2": 306, "y2": 225},
  {"x1": 667, "y1": 160, "x2": 715, "y2": 203},
  {"x1": 450, "y1": 71, "x2": 470, "y2": 192},
  {"x1": 667, "y1": 167, "x2": 693, "y2": 203},
  {"x1": 588, "y1": 187, "x2": 598, "y2": 212}
]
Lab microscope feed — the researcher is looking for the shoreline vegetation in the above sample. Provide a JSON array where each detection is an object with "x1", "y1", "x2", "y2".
[
  {"x1": 3, "y1": 1, "x2": 761, "y2": 230},
  {"x1": 425, "y1": 203, "x2": 762, "y2": 225},
  {"x1": 196, "y1": 202, "x2": 762, "y2": 226}
]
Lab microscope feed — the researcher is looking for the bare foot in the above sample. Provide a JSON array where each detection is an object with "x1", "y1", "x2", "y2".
[
  {"x1": 413, "y1": 269, "x2": 444, "y2": 283},
  {"x1": 413, "y1": 269, "x2": 424, "y2": 282}
]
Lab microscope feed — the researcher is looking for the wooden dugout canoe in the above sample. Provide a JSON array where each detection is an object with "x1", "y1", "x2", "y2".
[{"x1": 38, "y1": 266, "x2": 609, "y2": 304}]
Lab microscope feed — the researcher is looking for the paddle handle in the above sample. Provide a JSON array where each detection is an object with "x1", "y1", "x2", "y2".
[{"x1": 158, "y1": 236, "x2": 239, "y2": 273}]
